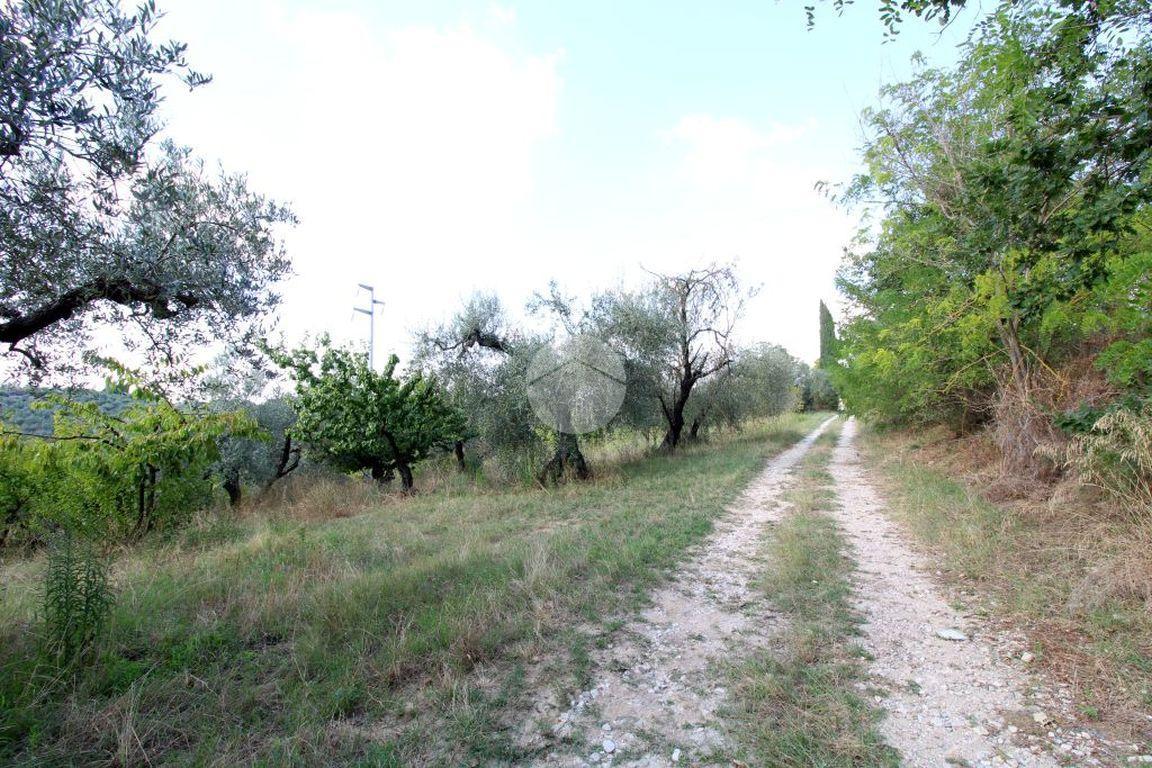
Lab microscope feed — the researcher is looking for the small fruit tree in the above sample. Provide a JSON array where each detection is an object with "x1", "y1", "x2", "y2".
[{"x1": 273, "y1": 340, "x2": 466, "y2": 492}]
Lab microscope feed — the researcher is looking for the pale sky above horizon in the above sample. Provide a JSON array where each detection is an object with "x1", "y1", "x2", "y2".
[{"x1": 155, "y1": 0, "x2": 977, "y2": 366}]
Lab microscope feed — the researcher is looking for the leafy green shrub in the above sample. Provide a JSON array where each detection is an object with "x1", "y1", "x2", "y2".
[
  {"x1": 1091, "y1": 249, "x2": 1152, "y2": 394},
  {"x1": 0, "y1": 433, "x2": 43, "y2": 546},
  {"x1": 37, "y1": 389, "x2": 253, "y2": 538},
  {"x1": 41, "y1": 531, "x2": 114, "y2": 665},
  {"x1": 272, "y1": 339, "x2": 467, "y2": 492},
  {"x1": 0, "y1": 380, "x2": 254, "y2": 544},
  {"x1": 830, "y1": 6, "x2": 1152, "y2": 455}
]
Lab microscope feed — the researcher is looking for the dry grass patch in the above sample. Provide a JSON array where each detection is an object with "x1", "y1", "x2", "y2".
[{"x1": 862, "y1": 426, "x2": 1152, "y2": 740}]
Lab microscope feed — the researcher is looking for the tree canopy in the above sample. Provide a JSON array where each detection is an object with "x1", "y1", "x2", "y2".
[
  {"x1": 273, "y1": 340, "x2": 467, "y2": 492},
  {"x1": 414, "y1": 293, "x2": 545, "y2": 474},
  {"x1": 0, "y1": 0, "x2": 294, "y2": 376},
  {"x1": 818, "y1": 301, "x2": 837, "y2": 370},
  {"x1": 586, "y1": 264, "x2": 750, "y2": 450},
  {"x1": 831, "y1": 0, "x2": 1152, "y2": 467}
]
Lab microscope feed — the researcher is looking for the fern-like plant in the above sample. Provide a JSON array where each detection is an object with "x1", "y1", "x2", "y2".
[{"x1": 41, "y1": 530, "x2": 114, "y2": 665}]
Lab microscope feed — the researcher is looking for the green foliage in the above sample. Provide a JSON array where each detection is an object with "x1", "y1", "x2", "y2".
[
  {"x1": 832, "y1": 2, "x2": 1152, "y2": 448},
  {"x1": 41, "y1": 531, "x2": 114, "y2": 665},
  {"x1": 799, "y1": 367, "x2": 839, "y2": 413},
  {"x1": 579, "y1": 264, "x2": 750, "y2": 449},
  {"x1": 274, "y1": 339, "x2": 467, "y2": 491},
  {"x1": 687, "y1": 343, "x2": 804, "y2": 434},
  {"x1": 41, "y1": 388, "x2": 251, "y2": 537},
  {"x1": 214, "y1": 397, "x2": 301, "y2": 503},
  {"x1": 0, "y1": 433, "x2": 41, "y2": 547},
  {"x1": 818, "y1": 300, "x2": 838, "y2": 370},
  {"x1": 807, "y1": 0, "x2": 964, "y2": 36},
  {"x1": 199, "y1": 355, "x2": 307, "y2": 502},
  {"x1": 1091, "y1": 239, "x2": 1152, "y2": 394},
  {"x1": 0, "y1": 0, "x2": 294, "y2": 374},
  {"x1": 414, "y1": 294, "x2": 545, "y2": 471},
  {"x1": 0, "y1": 375, "x2": 253, "y2": 544}
]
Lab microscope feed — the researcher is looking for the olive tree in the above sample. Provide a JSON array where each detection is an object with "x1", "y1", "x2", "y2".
[
  {"x1": 200, "y1": 355, "x2": 300, "y2": 506},
  {"x1": 799, "y1": 366, "x2": 840, "y2": 412},
  {"x1": 587, "y1": 264, "x2": 751, "y2": 451},
  {"x1": 415, "y1": 294, "x2": 556, "y2": 481},
  {"x1": 685, "y1": 343, "x2": 802, "y2": 438},
  {"x1": 527, "y1": 286, "x2": 632, "y2": 481},
  {"x1": 213, "y1": 398, "x2": 300, "y2": 506},
  {"x1": 274, "y1": 340, "x2": 466, "y2": 492},
  {"x1": 417, "y1": 295, "x2": 523, "y2": 466},
  {"x1": 0, "y1": 0, "x2": 294, "y2": 375}
]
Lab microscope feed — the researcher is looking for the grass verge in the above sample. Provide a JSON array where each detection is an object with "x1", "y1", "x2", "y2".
[
  {"x1": 729, "y1": 421, "x2": 900, "y2": 767},
  {"x1": 0, "y1": 412, "x2": 825, "y2": 767},
  {"x1": 861, "y1": 426, "x2": 1152, "y2": 740}
]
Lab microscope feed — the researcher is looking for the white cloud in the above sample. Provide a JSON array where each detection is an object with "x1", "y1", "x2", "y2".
[
  {"x1": 644, "y1": 114, "x2": 854, "y2": 362},
  {"x1": 155, "y1": 2, "x2": 846, "y2": 367},
  {"x1": 276, "y1": 19, "x2": 559, "y2": 230},
  {"x1": 159, "y1": 2, "x2": 562, "y2": 359},
  {"x1": 665, "y1": 114, "x2": 810, "y2": 187},
  {"x1": 487, "y1": 4, "x2": 518, "y2": 27}
]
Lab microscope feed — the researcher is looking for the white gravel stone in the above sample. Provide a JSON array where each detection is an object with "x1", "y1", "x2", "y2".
[{"x1": 936, "y1": 628, "x2": 969, "y2": 642}]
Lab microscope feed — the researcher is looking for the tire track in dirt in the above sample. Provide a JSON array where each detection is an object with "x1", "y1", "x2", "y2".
[
  {"x1": 830, "y1": 417, "x2": 1063, "y2": 768},
  {"x1": 524, "y1": 417, "x2": 836, "y2": 768}
]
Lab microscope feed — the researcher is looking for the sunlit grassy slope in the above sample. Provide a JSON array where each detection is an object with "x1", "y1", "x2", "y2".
[{"x1": 0, "y1": 413, "x2": 823, "y2": 767}]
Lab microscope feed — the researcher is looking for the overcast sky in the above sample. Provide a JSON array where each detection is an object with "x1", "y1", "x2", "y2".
[{"x1": 156, "y1": 0, "x2": 975, "y2": 365}]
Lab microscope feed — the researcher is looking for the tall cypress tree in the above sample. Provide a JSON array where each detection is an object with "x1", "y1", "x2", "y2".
[{"x1": 818, "y1": 300, "x2": 837, "y2": 369}]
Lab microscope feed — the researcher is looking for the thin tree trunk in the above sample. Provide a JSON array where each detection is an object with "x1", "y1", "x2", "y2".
[
  {"x1": 272, "y1": 434, "x2": 301, "y2": 483},
  {"x1": 688, "y1": 417, "x2": 702, "y2": 441},
  {"x1": 454, "y1": 440, "x2": 466, "y2": 472},
  {"x1": 998, "y1": 316, "x2": 1031, "y2": 394},
  {"x1": 223, "y1": 472, "x2": 242, "y2": 507},
  {"x1": 258, "y1": 435, "x2": 301, "y2": 498},
  {"x1": 397, "y1": 463, "x2": 415, "y2": 493},
  {"x1": 135, "y1": 464, "x2": 158, "y2": 535},
  {"x1": 145, "y1": 465, "x2": 157, "y2": 532},
  {"x1": 136, "y1": 471, "x2": 147, "y2": 534}
]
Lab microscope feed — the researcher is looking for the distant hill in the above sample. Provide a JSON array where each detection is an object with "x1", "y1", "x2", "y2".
[{"x1": 0, "y1": 388, "x2": 135, "y2": 437}]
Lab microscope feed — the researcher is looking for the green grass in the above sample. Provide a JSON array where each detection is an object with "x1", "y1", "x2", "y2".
[
  {"x1": 728, "y1": 423, "x2": 900, "y2": 768},
  {"x1": 0, "y1": 413, "x2": 825, "y2": 767}
]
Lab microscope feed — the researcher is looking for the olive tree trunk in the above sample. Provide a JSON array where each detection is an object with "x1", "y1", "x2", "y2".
[{"x1": 538, "y1": 432, "x2": 591, "y2": 485}]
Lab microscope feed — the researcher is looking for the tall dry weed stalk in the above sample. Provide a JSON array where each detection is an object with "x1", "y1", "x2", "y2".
[
  {"x1": 1065, "y1": 404, "x2": 1152, "y2": 526},
  {"x1": 992, "y1": 373, "x2": 1063, "y2": 477}
]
